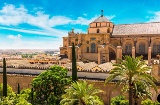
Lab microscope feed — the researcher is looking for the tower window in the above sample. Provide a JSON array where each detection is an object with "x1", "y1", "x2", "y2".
[{"x1": 97, "y1": 29, "x2": 100, "y2": 33}]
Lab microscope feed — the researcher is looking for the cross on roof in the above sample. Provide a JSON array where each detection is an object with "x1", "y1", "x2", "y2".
[{"x1": 101, "y1": 10, "x2": 103, "y2": 17}]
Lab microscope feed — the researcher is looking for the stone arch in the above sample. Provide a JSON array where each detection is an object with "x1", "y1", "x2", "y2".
[
  {"x1": 109, "y1": 48, "x2": 116, "y2": 61},
  {"x1": 111, "y1": 41, "x2": 121, "y2": 47},
  {"x1": 152, "y1": 41, "x2": 160, "y2": 54},
  {"x1": 108, "y1": 45, "x2": 116, "y2": 53},
  {"x1": 136, "y1": 40, "x2": 148, "y2": 54},
  {"x1": 107, "y1": 45, "x2": 116, "y2": 62},
  {"x1": 122, "y1": 40, "x2": 134, "y2": 54}
]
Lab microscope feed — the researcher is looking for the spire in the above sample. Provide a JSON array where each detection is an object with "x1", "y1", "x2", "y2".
[
  {"x1": 93, "y1": 10, "x2": 111, "y2": 22},
  {"x1": 101, "y1": 10, "x2": 103, "y2": 17}
]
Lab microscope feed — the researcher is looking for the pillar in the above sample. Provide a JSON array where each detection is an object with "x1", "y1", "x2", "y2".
[
  {"x1": 116, "y1": 46, "x2": 122, "y2": 63},
  {"x1": 106, "y1": 53, "x2": 109, "y2": 62},
  {"x1": 132, "y1": 47, "x2": 135, "y2": 58},
  {"x1": 148, "y1": 47, "x2": 151, "y2": 65}
]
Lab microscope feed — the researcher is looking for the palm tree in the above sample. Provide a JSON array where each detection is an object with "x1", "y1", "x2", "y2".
[
  {"x1": 60, "y1": 81, "x2": 104, "y2": 105},
  {"x1": 105, "y1": 55, "x2": 157, "y2": 105},
  {"x1": 132, "y1": 81, "x2": 152, "y2": 105}
]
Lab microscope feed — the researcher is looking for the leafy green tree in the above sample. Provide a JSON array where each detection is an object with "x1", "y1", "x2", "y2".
[
  {"x1": 111, "y1": 95, "x2": 129, "y2": 105},
  {"x1": 105, "y1": 56, "x2": 157, "y2": 105},
  {"x1": 3, "y1": 58, "x2": 7, "y2": 97},
  {"x1": 0, "y1": 94, "x2": 31, "y2": 105},
  {"x1": 60, "y1": 80, "x2": 104, "y2": 105},
  {"x1": 72, "y1": 43, "x2": 78, "y2": 81},
  {"x1": 31, "y1": 65, "x2": 71, "y2": 105},
  {"x1": 0, "y1": 84, "x2": 15, "y2": 99},
  {"x1": 20, "y1": 88, "x2": 33, "y2": 102},
  {"x1": 0, "y1": 84, "x2": 31, "y2": 105},
  {"x1": 141, "y1": 99, "x2": 160, "y2": 105}
]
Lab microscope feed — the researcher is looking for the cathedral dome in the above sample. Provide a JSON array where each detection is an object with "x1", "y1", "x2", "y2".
[{"x1": 93, "y1": 15, "x2": 110, "y2": 22}]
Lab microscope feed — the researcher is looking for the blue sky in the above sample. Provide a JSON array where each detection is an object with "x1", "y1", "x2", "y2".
[{"x1": 0, "y1": 0, "x2": 160, "y2": 49}]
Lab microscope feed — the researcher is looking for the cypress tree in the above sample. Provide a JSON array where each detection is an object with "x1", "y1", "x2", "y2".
[
  {"x1": 31, "y1": 88, "x2": 34, "y2": 104},
  {"x1": 72, "y1": 43, "x2": 78, "y2": 81},
  {"x1": 3, "y1": 58, "x2": 7, "y2": 97},
  {"x1": 17, "y1": 83, "x2": 20, "y2": 94}
]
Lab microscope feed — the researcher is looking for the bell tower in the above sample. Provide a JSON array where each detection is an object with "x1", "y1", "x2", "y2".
[{"x1": 88, "y1": 10, "x2": 114, "y2": 34}]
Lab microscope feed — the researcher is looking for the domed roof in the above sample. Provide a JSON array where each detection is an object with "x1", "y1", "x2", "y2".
[{"x1": 93, "y1": 15, "x2": 110, "y2": 22}]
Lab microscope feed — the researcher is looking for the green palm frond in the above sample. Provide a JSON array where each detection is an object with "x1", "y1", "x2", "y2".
[
  {"x1": 105, "y1": 73, "x2": 121, "y2": 84},
  {"x1": 105, "y1": 55, "x2": 157, "y2": 102},
  {"x1": 61, "y1": 81, "x2": 103, "y2": 105}
]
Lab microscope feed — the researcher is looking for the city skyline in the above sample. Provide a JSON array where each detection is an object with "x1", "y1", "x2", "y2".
[{"x1": 0, "y1": 0, "x2": 160, "y2": 49}]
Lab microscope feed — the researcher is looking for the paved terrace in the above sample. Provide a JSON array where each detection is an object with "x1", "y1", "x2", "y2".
[{"x1": 0, "y1": 68, "x2": 117, "y2": 81}]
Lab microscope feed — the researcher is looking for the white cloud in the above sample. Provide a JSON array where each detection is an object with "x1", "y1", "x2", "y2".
[
  {"x1": 0, "y1": 4, "x2": 116, "y2": 49},
  {"x1": 0, "y1": 4, "x2": 70, "y2": 37},
  {"x1": 83, "y1": 13, "x2": 87, "y2": 16},
  {"x1": 49, "y1": 16, "x2": 72, "y2": 27},
  {"x1": 0, "y1": 4, "x2": 27, "y2": 26},
  {"x1": 0, "y1": 26, "x2": 67, "y2": 37},
  {"x1": 0, "y1": 4, "x2": 115, "y2": 27},
  {"x1": 6, "y1": 34, "x2": 23, "y2": 48},
  {"x1": 7, "y1": 34, "x2": 22, "y2": 40},
  {"x1": 147, "y1": 11, "x2": 160, "y2": 22},
  {"x1": 3, "y1": 34, "x2": 62, "y2": 49}
]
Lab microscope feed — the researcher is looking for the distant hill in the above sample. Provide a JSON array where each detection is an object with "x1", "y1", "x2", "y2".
[{"x1": 0, "y1": 49, "x2": 60, "y2": 54}]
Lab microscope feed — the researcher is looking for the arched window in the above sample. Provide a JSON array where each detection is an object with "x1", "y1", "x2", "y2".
[
  {"x1": 125, "y1": 43, "x2": 132, "y2": 53},
  {"x1": 91, "y1": 43, "x2": 96, "y2": 53},
  {"x1": 153, "y1": 42, "x2": 160, "y2": 54},
  {"x1": 97, "y1": 29, "x2": 100, "y2": 33},
  {"x1": 139, "y1": 43, "x2": 145, "y2": 54}
]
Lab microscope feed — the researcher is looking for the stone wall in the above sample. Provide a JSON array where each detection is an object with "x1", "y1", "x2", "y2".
[
  {"x1": 0, "y1": 74, "x2": 34, "y2": 92},
  {"x1": 0, "y1": 74, "x2": 123, "y2": 104},
  {"x1": 0, "y1": 74, "x2": 159, "y2": 105}
]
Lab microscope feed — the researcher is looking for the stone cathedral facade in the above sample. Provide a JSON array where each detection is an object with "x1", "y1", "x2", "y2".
[{"x1": 60, "y1": 12, "x2": 160, "y2": 65}]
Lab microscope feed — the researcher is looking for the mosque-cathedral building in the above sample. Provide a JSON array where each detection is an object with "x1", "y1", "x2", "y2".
[{"x1": 60, "y1": 11, "x2": 160, "y2": 65}]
